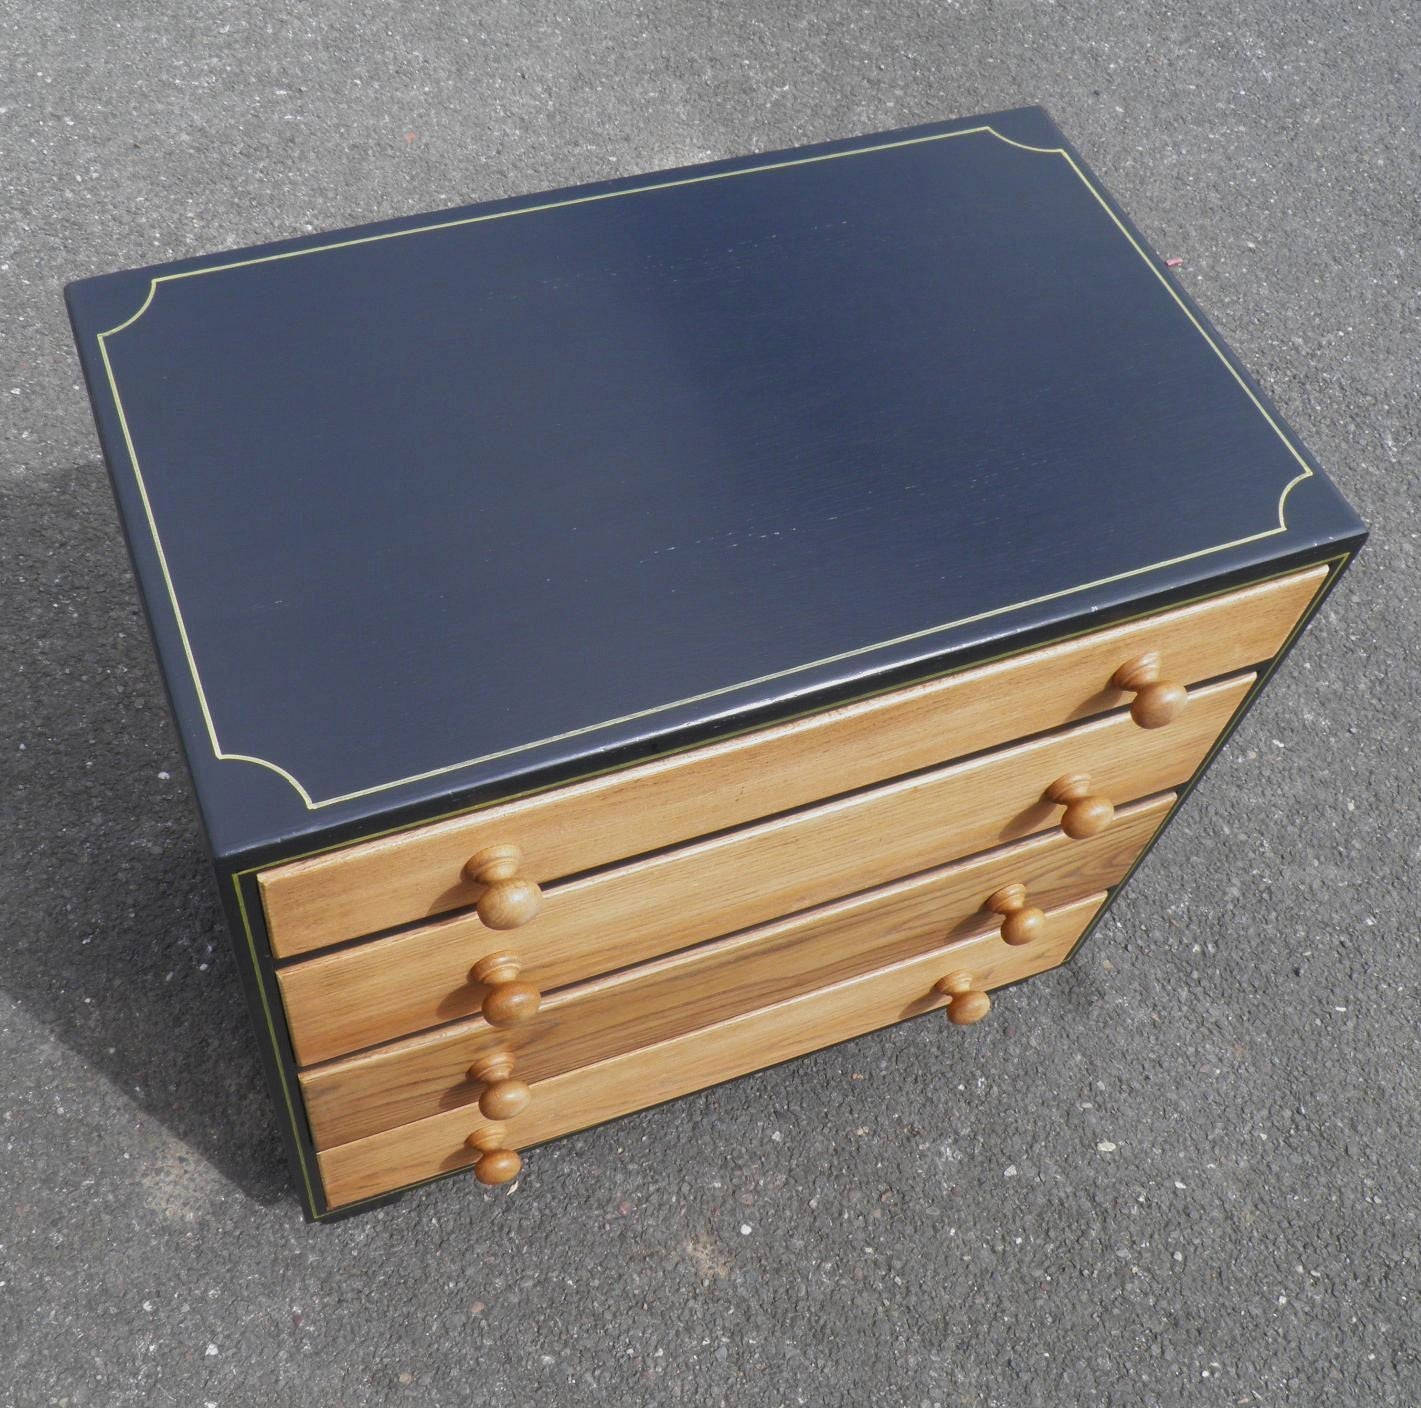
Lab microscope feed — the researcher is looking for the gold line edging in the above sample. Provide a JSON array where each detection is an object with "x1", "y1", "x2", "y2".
[
  {"x1": 231, "y1": 876, "x2": 319, "y2": 1213},
  {"x1": 97, "y1": 123, "x2": 1313, "y2": 810}
]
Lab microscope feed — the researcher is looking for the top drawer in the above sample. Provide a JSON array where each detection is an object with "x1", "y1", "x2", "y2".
[{"x1": 258, "y1": 566, "x2": 1323, "y2": 956}]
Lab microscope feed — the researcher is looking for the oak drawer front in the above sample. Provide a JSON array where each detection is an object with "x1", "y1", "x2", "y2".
[
  {"x1": 301, "y1": 798, "x2": 1170, "y2": 1149},
  {"x1": 317, "y1": 892, "x2": 1106, "y2": 1207},
  {"x1": 279, "y1": 673, "x2": 1250, "y2": 1064},
  {"x1": 260, "y1": 568, "x2": 1321, "y2": 957}
]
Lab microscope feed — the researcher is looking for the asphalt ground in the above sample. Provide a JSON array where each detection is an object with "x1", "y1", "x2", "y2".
[{"x1": 1, "y1": 3, "x2": 1416, "y2": 1404}]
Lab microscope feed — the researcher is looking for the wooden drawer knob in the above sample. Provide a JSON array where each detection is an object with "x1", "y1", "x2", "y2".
[
  {"x1": 1046, "y1": 772, "x2": 1115, "y2": 839},
  {"x1": 465, "y1": 844, "x2": 543, "y2": 930},
  {"x1": 465, "y1": 1126, "x2": 522, "y2": 1186},
  {"x1": 468, "y1": 1052, "x2": 532, "y2": 1121},
  {"x1": 1112, "y1": 652, "x2": 1188, "y2": 729},
  {"x1": 985, "y1": 883, "x2": 1045, "y2": 946},
  {"x1": 935, "y1": 970, "x2": 991, "y2": 1024},
  {"x1": 470, "y1": 952, "x2": 542, "y2": 1027}
]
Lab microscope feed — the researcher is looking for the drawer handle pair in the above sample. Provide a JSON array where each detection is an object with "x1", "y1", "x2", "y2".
[
  {"x1": 465, "y1": 952, "x2": 538, "y2": 1132},
  {"x1": 463, "y1": 949, "x2": 539, "y2": 1176},
  {"x1": 1047, "y1": 650, "x2": 1181, "y2": 839},
  {"x1": 939, "y1": 879, "x2": 1054, "y2": 1023},
  {"x1": 1048, "y1": 654, "x2": 1179, "y2": 837},
  {"x1": 465, "y1": 1052, "x2": 530, "y2": 1185}
]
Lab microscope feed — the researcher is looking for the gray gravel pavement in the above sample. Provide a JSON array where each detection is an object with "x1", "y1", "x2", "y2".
[{"x1": 1, "y1": 3, "x2": 1417, "y2": 1405}]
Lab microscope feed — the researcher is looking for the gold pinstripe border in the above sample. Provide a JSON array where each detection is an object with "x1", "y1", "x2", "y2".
[{"x1": 98, "y1": 123, "x2": 1314, "y2": 810}]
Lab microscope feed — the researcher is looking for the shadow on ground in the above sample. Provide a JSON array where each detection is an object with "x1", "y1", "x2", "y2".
[{"x1": 2, "y1": 461, "x2": 291, "y2": 1206}]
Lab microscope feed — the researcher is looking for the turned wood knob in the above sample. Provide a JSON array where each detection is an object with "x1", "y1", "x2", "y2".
[
  {"x1": 1045, "y1": 772, "x2": 1115, "y2": 839},
  {"x1": 465, "y1": 843, "x2": 542, "y2": 930},
  {"x1": 470, "y1": 951, "x2": 542, "y2": 1027},
  {"x1": 935, "y1": 970, "x2": 992, "y2": 1025},
  {"x1": 985, "y1": 883, "x2": 1046, "y2": 946},
  {"x1": 1112, "y1": 651, "x2": 1187, "y2": 729},
  {"x1": 468, "y1": 1052, "x2": 532, "y2": 1121},
  {"x1": 466, "y1": 1126, "x2": 522, "y2": 1186}
]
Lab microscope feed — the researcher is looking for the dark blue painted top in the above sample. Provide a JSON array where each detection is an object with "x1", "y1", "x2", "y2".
[{"x1": 66, "y1": 106, "x2": 1363, "y2": 863}]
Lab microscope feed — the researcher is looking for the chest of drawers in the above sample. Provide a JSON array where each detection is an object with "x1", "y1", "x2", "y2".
[{"x1": 66, "y1": 106, "x2": 1364, "y2": 1218}]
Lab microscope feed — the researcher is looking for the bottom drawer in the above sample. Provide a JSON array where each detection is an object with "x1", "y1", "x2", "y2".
[{"x1": 318, "y1": 891, "x2": 1106, "y2": 1209}]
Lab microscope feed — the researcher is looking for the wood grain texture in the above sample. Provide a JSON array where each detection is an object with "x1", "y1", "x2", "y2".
[
  {"x1": 317, "y1": 893, "x2": 1106, "y2": 1208},
  {"x1": 259, "y1": 569, "x2": 1320, "y2": 956},
  {"x1": 278, "y1": 673, "x2": 1250, "y2": 1064},
  {"x1": 299, "y1": 797, "x2": 1171, "y2": 1148}
]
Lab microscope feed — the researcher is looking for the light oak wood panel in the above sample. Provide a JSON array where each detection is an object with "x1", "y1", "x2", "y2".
[
  {"x1": 261, "y1": 568, "x2": 1322, "y2": 955},
  {"x1": 301, "y1": 796, "x2": 1171, "y2": 1148},
  {"x1": 317, "y1": 894, "x2": 1106, "y2": 1208},
  {"x1": 279, "y1": 673, "x2": 1250, "y2": 1063}
]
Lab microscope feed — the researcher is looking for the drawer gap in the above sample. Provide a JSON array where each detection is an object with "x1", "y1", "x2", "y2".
[
  {"x1": 294, "y1": 789, "x2": 1178, "y2": 1071},
  {"x1": 267, "y1": 659, "x2": 1256, "y2": 970}
]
